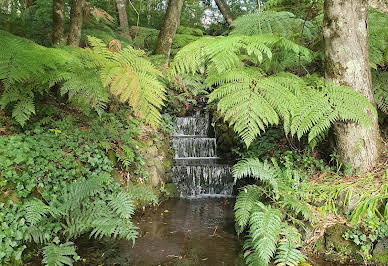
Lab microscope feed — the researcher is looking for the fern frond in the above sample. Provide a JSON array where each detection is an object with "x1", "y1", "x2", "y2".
[
  {"x1": 248, "y1": 203, "x2": 282, "y2": 265},
  {"x1": 24, "y1": 199, "x2": 51, "y2": 225},
  {"x1": 275, "y1": 238, "x2": 305, "y2": 266},
  {"x1": 90, "y1": 217, "x2": 138, "y2": 244},
  {"x1": 108, "y1": 192, "x2": 135, "y2": 219},
  {"x1": 231, "y1": 11, "x2": 318, "y2": 42},
  {"x1": 233, "y1": 158, "x2": 278, "y2": 190},
  {"x1": 235, "y1": 185, "x2": 263, "y2": 233},
  {"x1": 42, "y1": 242, "x2": 77, "y2": 266},
  {"x1": 127, "y1": 184, "x2": 158, "y2": 206},
  {"x1": 89, "y1": 37, "x2": 166, "y2": 127}
]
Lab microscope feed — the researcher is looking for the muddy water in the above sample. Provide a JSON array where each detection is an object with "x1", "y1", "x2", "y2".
[{"x1": 120, "y1": 197, "x2": 244, "y2": 266}]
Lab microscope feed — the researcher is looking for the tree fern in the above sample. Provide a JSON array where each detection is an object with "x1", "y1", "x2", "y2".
[
  {"x1": 88, "y1": 36, "x2": 166, "y2": 127},
  {"x1": 42, "y1": 242, "x2": 77, "y2": 266},
  {"x1": 230, "y1": 11, "x2": 317, "y2": 43},
  {"x1": 0, "y1": 30, "x2": 67, "y2": 125},
  {"x1": 171, "y1": 34, "x2": 374, "y2": 147}
]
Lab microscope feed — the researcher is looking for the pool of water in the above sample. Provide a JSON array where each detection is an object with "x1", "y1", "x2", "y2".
[{"x1": 120, "y1": 197, "x2": 244, "y2": 266}]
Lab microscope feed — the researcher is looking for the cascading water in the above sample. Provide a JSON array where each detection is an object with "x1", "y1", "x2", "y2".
[{"x1": 171, "y1": 114, "x2": 234, "y2": 197}]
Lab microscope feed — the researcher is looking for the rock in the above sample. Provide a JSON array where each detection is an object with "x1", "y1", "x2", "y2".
[
  {"x1": 323, "y1": 224, "x2": 360, "y2": 264},
  {"x1": 149, "y1": 167, "x2": 161, "y2": 187},
  {"x1": 372, "y1": 237, "x2": 388, "y2": 265},
  {"x1": 164, "y1": 183, "x2": 179, "y2": 198}
]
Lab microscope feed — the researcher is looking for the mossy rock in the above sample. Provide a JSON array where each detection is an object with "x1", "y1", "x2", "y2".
[
  {"x1": 164, "y1": 183, "x2": 179, "y2": 198},
  {"x1": 372, "y1": 237, "x2": 388, "y2": 265},
  {"x1": 323, "y1": 224, "x2": 360, "y2": 264},
  {"x1": 107, "y1": 149, "x2": 118, "y2": 167}
]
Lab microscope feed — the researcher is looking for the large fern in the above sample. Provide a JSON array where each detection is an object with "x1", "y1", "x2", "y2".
[
  {"x1": 230, "y1": 11, "x2": 317, "y2": 43},
  {"x1": 0, "y1": 32, "x2": 166, "y2": 127},
  {"x1": 0, "y1": 30, "x2": 67, "y2": 125},
  {"x1": 233, "y1": 157, "x2": 312, "y2": 265},
  {"x1": 88, "y1": 36, "x2": 166, "y2": 127},
  {"x1": 171, "y1": 35, "x2": 375, "y2": 147}
]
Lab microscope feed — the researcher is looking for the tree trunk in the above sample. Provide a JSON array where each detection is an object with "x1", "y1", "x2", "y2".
[
  {"x1": 116, "y1": 0, "x2": 130, "y2": 34},
  {"x1": 52, "y1": 0, "x2": 64, "y2": 45},
  {"x1": 214, "y1": 0, "x2": 234, "y2": 25},
  {"x1": 154, "y1": 0, "x2": 183, "y2": 58},
  {"x1": 67, "y1": 0, "x2": 84, "y2": 47},
  {"x1": 323, "y1": 0, "x2": 381, "y2": 173}
]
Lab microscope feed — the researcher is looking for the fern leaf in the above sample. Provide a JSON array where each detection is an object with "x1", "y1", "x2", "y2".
[
  {"x1": 42, "y1": 242, "x2": 77, "y2": 266},
  {"x1": 235, "y1": 185, "x2": 263, "y2": 233},
  {"x1": 248, "y1": 203, "x2": 282, "y2": 265},
  {"x1": 233, "y1": 158, "x2": 278, "y2": 190},
  {"x1": 24, "y1": 200, "x2": 51, "y2": 226},
  {"x1": 108, "y1": 192, "x2": 135, "y2": 219}
]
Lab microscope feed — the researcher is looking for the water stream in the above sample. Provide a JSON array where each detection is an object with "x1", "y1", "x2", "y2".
[
  {"x1": 171, "y1": 114, "x2": 234, "y2": 197},
  {"x1": 80, "y1": 113, "x2": 345, "y2": 265}
]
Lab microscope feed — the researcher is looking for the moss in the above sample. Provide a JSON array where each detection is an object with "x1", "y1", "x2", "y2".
[
  {"x1": 322, "y1": 224, "x2": 360, "y2": 264},
  {"x1": 312, "y1": 236, "x2": 325, "y2": 253},
  {"x1": 164, "y1": 183, "x2": 179, "y2": 198},
  {"x1": 372, "y1": 253, "x2": 388, "y2": 265},
  {"x1": 107, "y1": 149, "x2": 118, "y2": 167}
]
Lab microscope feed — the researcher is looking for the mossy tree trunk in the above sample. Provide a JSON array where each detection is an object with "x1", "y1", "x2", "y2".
[
  {"x1": 214, "y1": 0, "x2": 234, "y2": 25},
  {"x1": 116, "y1": 0, "x2": 130, "y2": 34},
  {"x1": 52, "y1": 0, "x2": 64, "y2": 45},
  {"x1": 155, "y1": 0, "x2": 183, "y2": 58},
  {"x1": 323, "y1": 0, "x2": 381, "y2": 173},
  {"x1": 67, "y1": 0, "x2": 84, "y2": 47}
]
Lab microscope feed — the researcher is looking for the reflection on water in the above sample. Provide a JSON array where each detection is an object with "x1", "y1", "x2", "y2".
[{"x1": 120, "y1": 197, "x2": 244, "y2": 266}]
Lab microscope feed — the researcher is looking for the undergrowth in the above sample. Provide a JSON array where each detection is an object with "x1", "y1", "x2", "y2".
[{"x1": 0, "y1": 106, "x2": 158, "y2": 265}]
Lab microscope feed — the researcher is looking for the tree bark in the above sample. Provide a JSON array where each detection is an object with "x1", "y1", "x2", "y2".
[
  {"x1": 154, "y1": 0, "x2": 183, "y2": 58},
  {"x1": 52, "y1": 0, "x2": 64, "y2": 45},
  {"x1": 323, "y1": 0, "x2": 381, "y2": 173},
  {"x1": 116, "y1": 0, "x2": 130, "y2": 34},
  {"x1": 67, "y1": 0, "x2": 84, "y2": 47},
  {"x1": 214, "y1": 0, "x2": 234, "y2": 25}
]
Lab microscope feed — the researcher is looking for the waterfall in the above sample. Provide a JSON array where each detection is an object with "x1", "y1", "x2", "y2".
[{"x1": 171, "y1": 114, "x2": 234, "y2": 197}]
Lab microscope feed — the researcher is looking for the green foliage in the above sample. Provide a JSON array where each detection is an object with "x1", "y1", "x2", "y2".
[
  {"x1": 164, "y1": 73, "x2": 208, "y2": 116},
  {"x1": 233, "y1": 158, "x2": 313, "y2": 265},
  {"x1": 232, "y1": 127, "x2": 284, "y2": 159},
  {"x1": 171, "y1": 35, "x2": 375, "y2": 147},
  {"x1": 127, "y1": 183, "x2": 158, "y2": 207},
  {"x1": 372, "y1": 71, "x2": 388, "y2": 114},
  {"x1": 0, "y1": 111, "x2": 158, "y2": 265},
  {"x1": 176, "y1": 26, "x2": 203, "y2": 36},
  {"x1": 42, "y1": 242, "x2": 78, "y2": 266},
  {"x1": 304, "y1": 170, "x2": 388, "y2": 224},
  {"x1": 0, "y1": 202, "x2": 27, "y2": 264},
  {"x1": 344, "y1": 213, "x2": 388, "y2": 261},
  {"x1": 0, "y1": 30, "x2": 67, "y2": 125},
  {"x1": 231, "y1": 11, "x2": 317, "y2": 43},
  {"x1": 0, "y1": 31, "x2": 166, "y2": 127},
  {"x1": 369, "y1": 9, "x2": 388, "y2": 68},
  {"x1": 88, "y1": 36, "x2": 166, "y2": 127}
]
